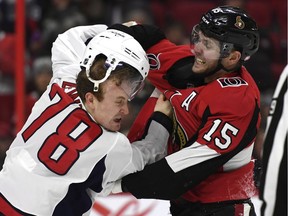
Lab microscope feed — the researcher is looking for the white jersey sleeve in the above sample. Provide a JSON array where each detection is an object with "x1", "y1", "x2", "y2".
[{"x1": 50, "y1": 24, "x2": 108, "y2": 85}]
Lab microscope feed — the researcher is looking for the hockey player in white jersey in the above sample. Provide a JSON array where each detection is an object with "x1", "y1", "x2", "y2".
[{"x1": 0, "y1": 25, "x2": 173, "y2": 216}]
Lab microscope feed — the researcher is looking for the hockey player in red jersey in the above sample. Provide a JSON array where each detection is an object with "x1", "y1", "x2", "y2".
[
  {"x1": 110, "y1": 6, "x2": 261, "y2": 216},
  {"x1": 0, "y1": 27, "x2": 173, "y2": 215}
]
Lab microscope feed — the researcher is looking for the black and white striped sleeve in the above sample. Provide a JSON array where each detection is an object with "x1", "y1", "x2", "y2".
[{"x1": 260, "y1": 65, "x2": 288, "y2": 216}]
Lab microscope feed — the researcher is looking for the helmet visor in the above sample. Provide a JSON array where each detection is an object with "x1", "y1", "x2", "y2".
[
  {"x1": 108, "y1": 62, "x2": 145, "y2": 101},
  {"x1": 190, "y1": 25, "x2": 222, "y2": 60}
]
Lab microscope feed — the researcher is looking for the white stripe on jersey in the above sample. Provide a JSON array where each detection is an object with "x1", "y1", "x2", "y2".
[
  {"x1": 223, "y1": 143, "x2": 254, "y2": 171},
  {"x1": 166, "y1": 141, "x2": 254, "y2": 173},
  {"x1": 166, "y1": 142, "x2": 220, "y2": 172},
  {"x1": 243, "y1": 203, "x2": 252, "y2": 216}
]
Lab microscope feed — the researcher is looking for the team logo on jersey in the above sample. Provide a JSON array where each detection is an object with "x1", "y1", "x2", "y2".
[
  {"x1": 171, "y1": 114, "x2": 188, "y2": 151},
  {"x1": 147, "y1": 53, "x2": 161, "y2": 70},
  {"x1": 217, "y1": 77, "x2": 248, "y2": 88}
]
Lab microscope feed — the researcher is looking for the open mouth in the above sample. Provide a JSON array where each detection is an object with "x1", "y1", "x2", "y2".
[
  {"x1": 114, "y1": 117, "x2": 122, "y2": 123},
  {"x1": 195, "y1": 57, "x2": 206, "y2": 64}
]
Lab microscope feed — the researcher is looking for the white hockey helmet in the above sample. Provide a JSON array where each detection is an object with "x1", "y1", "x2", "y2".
[{"x1": 80, "y1": 29, "x2": 149, "y2": 100}]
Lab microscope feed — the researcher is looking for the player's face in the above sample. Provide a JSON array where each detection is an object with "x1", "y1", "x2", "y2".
[
  {"x1": 191, "y1": 30, "x2": 221, "y2": 74},
  {"x1": 91, "y1": 80, "x2": 129, "y2": 132}
]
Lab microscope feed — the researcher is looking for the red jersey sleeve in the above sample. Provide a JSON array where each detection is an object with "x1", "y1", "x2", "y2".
[
  {"x1": 146, "y1": 39, "x2": 192, "y2": 92},
  {"x1": 127, "y1": 97, "x2": 157, "y2": 142}
]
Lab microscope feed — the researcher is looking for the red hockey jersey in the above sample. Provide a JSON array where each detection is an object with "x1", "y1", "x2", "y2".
[{"x1": 128, "y1": 39, "x2": 261, "y2": 203}]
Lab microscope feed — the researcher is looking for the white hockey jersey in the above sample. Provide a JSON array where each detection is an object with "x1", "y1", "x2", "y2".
[{"x1": 0, "y1": 25, "x2": 170, "y2": 216}]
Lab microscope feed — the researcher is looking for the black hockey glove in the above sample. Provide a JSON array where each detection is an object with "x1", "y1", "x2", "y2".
[{"x1": 108, "y1": 24, "x2": 166, "y2": 51}]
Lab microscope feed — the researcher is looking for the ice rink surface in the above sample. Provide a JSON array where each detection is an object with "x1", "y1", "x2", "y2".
[{"x1": 90, "y1": 195, "x2": 263, "y2": 216}]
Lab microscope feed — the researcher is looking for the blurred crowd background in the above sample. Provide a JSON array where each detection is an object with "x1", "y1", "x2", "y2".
[{"x1": 0, "y1": 0, "x2": 287, "y2": 188}]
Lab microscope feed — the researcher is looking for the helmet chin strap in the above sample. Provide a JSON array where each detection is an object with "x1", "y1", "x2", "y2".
[
  {"x1": 206, "y1": 59, "x2": 224, "y2": 76},
  {"x1": 204, "y1": 58, "x2": 241, "y2": 77},
  {"x1": 190, "y1": 58, "x2": 224, "y2": 80}
]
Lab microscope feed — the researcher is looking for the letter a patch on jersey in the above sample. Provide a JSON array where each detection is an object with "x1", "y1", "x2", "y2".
[{"x1": 217, "y1": 77, "x2": 248, "y2": 88}]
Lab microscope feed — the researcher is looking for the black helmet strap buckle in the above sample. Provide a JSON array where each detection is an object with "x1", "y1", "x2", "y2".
[{"x1": 220, "y1": 42, "x2": 234, "y2": 59}]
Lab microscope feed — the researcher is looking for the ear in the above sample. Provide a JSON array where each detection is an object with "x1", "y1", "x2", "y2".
[
  {"x1": 228, "y1": 50, "x2": 241, "y2": 63},
  {"x1": 84, "y1": 92, "x2": 96, "y2": 108}
]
